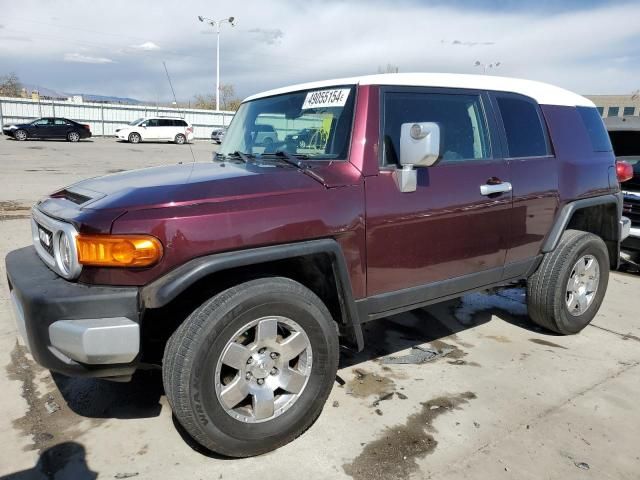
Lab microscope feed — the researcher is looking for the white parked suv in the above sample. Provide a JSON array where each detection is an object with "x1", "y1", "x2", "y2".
[{"x1": 115, "y1": 117, "x2": 194, "y2": 144}]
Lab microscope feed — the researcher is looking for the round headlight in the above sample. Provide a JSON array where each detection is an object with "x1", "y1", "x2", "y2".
[{"x1": 58, "y1": 234, "x2": 73, "y2": 274}]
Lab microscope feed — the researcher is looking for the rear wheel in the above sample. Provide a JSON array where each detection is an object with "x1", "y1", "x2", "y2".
[
  {"x1": 14, "y1": 129, "x2": 27, "y2": 141},
  {"x1": 128, "y1": 132, "x2": 141, "y2": 144},
  {"x1": 527, "y1": 229, "x2": 609, "y2": 334},
  {"x1": 67, "y1": 131, "x2": 80, "y2": 142},
  {"x1": 163, "y1": 277, "x2": 339, "y2": 457},
  {"x1": 174, "y1": 134, "x2": 186, "y2": 145}
]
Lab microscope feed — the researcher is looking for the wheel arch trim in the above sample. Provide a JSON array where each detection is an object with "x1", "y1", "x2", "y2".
[
  {"x1": 541, "y1": 193, "x2": 623, "y2": 253},
  {"x1": 140, "y1": 239, "x2": 364, "y2": 350}
]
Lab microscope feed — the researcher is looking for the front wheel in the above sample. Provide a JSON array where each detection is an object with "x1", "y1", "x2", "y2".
[
  {"x1": 128, "y1": 132, "x2": 141, "y2": 144},
  {"x1": 14, "y1": 129, "x2": 27, "y2": 141},
  {"x1": 527, "y1": 229, "x2": 609, "y2": 334},
  {"x1": 163, "y1": 277, "x2": 339, "y2": 457}
]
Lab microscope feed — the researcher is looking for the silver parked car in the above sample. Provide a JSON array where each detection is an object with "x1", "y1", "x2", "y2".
[{"x1": 211, "y1": 127, "x2": 227, "y2": 144}]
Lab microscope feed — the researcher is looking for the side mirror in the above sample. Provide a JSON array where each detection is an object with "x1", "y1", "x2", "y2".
[
  {"x1": 400, "y1": 122, "x2": 441, "y2": 167},
  {"x1": 394, "y1": 122, "x2": 441, "y2": 193}
]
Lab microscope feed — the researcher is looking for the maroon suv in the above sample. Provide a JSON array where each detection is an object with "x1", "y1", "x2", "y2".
[{"x1": 6, "y1": 73, "x2": 631, "y2": 457}]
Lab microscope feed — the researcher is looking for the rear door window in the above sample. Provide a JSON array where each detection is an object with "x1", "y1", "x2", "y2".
[
  {"x1": 496, "y1": 96, "x2": 551, "y2": 158},
  {"x1": 382, "y1": 91, "x2": 492, "y2": 165}
]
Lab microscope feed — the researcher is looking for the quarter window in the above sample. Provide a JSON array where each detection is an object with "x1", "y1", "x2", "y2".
[
  {"x1": 496, "y1": 96, "x2": 550, "y2": 158},
  {"x1": 607, "y1": 107, "x2": 619, "y2": 117},
  {"x1": 577, "y1": 107, "x2": 612, "y2": 152},
  {"x1": 383, "y1": 92, "x2": 491, "y2": 165},
  {"x1": 623, "y1": 106, "x2": 635, "y2": 116}
]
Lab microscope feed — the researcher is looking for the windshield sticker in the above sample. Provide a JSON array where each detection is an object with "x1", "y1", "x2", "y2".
[{"x1": 302, "y1": 88, "x2": 350, "y2": 110}]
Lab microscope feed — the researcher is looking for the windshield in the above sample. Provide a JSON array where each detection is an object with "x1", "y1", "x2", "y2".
[
  {"x1": 129, "y1": 118, "x2": 144, "y2": 126},
  {"x1": 219, "y1": 85, "x2": 356, "y2": 160}
]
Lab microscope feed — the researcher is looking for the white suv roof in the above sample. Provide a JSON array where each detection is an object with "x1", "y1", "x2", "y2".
[{"x1": 244, "y1": 73, "x2": 594, "y2": 108}]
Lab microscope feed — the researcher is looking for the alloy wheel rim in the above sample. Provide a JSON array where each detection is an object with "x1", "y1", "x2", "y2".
[
  {"x1": 70, "y1": 132, "x2": 79, "y2": 141},
  {"x1": 16, "y1": 131, "x2": 26, "y2": 140},
  {"x1": 566, "y1": 254, "x2": 600, "y2": 316},
  {"x1": 214, "y1": 316, "x2": 312, "y2": 423}
]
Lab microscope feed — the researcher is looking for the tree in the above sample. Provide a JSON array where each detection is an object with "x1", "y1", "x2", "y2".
[
  {"x1": 193, "y1": 83, "x2": 242, "y2": 111},
  {"x1": 193, "y1": 93, "x2": 216, "y2": 110},
  {"x1": 377, "y1": 64, "x2": 399, "y2": 74},
  {"x1": 0, "y1": 72, "x2": 21, "y2": 97}
]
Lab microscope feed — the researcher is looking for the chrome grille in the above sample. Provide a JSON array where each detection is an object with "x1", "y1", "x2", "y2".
[{"x1": 31, "y1": 207, "x2": 82, "y2": 280}]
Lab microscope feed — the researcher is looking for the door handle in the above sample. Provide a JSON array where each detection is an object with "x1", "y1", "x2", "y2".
[{"x1": 480, "y1": 181, "x2": 512, "y2": 196}]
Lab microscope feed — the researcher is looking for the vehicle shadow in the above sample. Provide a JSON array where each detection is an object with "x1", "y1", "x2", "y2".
[
  {"x1": 51, "y1": 369, "x2": 163, "y2": 419},
  {"x1": 0, "y1": 441, "x2": 97, "y2": 480},
  {"x1": 339, "y1": 286, "x2": 545, "y2": 368}
]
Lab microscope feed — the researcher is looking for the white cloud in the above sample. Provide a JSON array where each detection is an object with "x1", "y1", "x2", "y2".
[
  {"x1": 248, "y1": 28, "x2": 284, "y2": 45},
  {"x1": 130, "y1": 41, "x2": 160, "y2": 51},
  {"x1": 63, "y1": 53, "x2": 114, "y2": 64}
]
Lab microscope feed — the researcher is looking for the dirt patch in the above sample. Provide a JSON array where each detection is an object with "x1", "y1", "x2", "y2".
[
  {"x1": 529, "y1": 338, "x2": 568, "y2": 349},
  {"x1": 447, "y1": 359, "x2": 481, "y2": 367},
  {"x1": 343, "y1": 391, "x2": 477, "y2": 480},
  {"x1": 0, "y1": 200, "x2": 31, "y2": 221},
  {"x1": 6, "y1": 343, "x2": 103, "y2": 452},
  {"x1": 429, "y1": 340, "x2": 466, "y2": 360},
  {"x1": 346, "y1": 368, "x2": 395, "y2": 398},
  {"x1": 485, "y1": 335, "x2": 511, "y2": 343}
]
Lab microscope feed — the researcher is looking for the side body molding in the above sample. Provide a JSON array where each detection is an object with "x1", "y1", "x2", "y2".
[
  {"x1": 140, "y1": 239, "x2": 364, "y2": 350},
  {"x1": 541, "y1": 193, "x2": 623, "y2": 253}
]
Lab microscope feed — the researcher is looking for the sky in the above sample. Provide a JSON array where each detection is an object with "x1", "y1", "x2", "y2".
[{"x1": 1, "y1": 0, "x2": 639, "y2": 102}]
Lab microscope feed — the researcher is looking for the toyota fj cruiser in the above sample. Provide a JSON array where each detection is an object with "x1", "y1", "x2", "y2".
[{"x1": 6, "y1": 73, "x2": 631, "y2": 457}]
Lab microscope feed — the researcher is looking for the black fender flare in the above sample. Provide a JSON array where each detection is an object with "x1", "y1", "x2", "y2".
[
  {"x1": 140, "y1": 239, "x2": 364, "y2": 350},
  {"x1": 541, "y1": 193, "x2": 623, "y2": 253}
]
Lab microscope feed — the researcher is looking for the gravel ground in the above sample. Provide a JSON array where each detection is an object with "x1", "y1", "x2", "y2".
[{"x1": 1, "y1": 137, "x2": 639, "y2": 479}]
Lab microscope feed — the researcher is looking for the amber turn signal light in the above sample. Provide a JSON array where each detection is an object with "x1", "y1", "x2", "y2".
[{"x1": 76, "y1": 234, "x2": 163, "y2": 267}]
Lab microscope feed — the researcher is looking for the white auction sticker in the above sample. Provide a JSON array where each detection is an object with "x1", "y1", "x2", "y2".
[{"x1": 302, "y1": 88, "x2": 350, "y2": 110}]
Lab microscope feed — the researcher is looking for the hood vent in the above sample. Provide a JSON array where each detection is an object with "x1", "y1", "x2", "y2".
[{"x1": 53, "y1": 189, "x2": 92, "y2": 205}]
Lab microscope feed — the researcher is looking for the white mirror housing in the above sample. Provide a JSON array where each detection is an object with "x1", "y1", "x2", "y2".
[{"x1": 399, "y1": 122, "x2": 441, "y2": 168}]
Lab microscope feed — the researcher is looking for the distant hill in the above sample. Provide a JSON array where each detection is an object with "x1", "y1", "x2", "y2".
[{"x1": 21, "y1": 83, "x2": 142, "y2": 105}]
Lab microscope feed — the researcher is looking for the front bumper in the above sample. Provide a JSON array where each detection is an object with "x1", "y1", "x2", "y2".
[{"x1": 6, "y1": 246, "x2": 141, "y2": 378}]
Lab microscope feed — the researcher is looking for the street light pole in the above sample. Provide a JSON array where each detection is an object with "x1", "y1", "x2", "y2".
[{"x1": 198, "y1": 15, "x2": 236, "y2": 111}]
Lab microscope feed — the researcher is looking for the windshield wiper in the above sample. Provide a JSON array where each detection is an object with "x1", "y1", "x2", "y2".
[
  {"x1": 214, "y1": 151, "x2": 253, "y2": 163},
  {"x1": 260, "y1": 151, "x2": 325, "y2": 185}
]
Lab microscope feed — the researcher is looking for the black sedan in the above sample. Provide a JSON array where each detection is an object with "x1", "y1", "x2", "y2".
[{"x1": 2, "y1": 117, "x2": 92, "y2": 142}]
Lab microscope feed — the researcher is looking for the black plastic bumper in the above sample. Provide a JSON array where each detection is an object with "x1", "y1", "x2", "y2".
[
  {"x1": 5, "y1": 246, "x2": 141, "y2": 378},
  {"x1": 622, "y1": 234, "x2": 640, "y2": 252}
]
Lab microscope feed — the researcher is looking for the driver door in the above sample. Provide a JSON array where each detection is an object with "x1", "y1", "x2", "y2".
[
  {"x1": 365, "y1": 88, "x2": 512, "y2": 301},
  {"x1": 141, "y1": 119, "x2": 160, "y2": 140}
]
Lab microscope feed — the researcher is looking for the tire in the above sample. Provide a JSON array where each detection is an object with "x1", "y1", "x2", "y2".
[
  {"x1": 527, "y1": 229, "x2": 609, "y2": 334},
  {"x1": 14, "y1": 129, "x2": 27, "y2": 141},
  {"x1": 174, "y1": 134, "x2": 186, "y2": 145},
  {"x1": 67, "y1": 131, "x2": 80, "y2": 142},
  {"x1": 163, "y1": 277, "x2": 339, "y2": 457},
  {"x1": 128, "y1": 132, "x2": 141, "y2": 144}
]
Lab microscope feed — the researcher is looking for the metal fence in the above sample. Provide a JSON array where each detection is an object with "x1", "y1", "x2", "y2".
[{"x1": 0, "y1": 96, "x2": 235, "y2": 139}]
